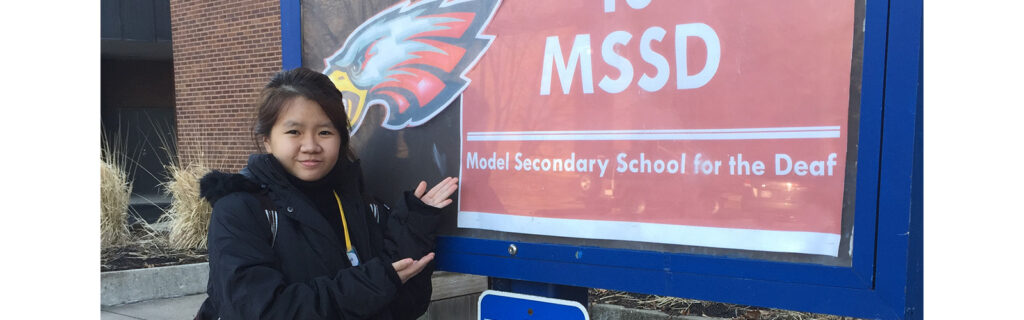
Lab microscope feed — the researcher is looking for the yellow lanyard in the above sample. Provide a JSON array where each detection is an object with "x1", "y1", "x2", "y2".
[{"x1": 332, "y1": 191, "x2": 353, "y2": 252}]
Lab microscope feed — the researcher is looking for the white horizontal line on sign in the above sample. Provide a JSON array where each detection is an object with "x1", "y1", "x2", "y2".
[
  {"x1": 465, "y1": 126, "x2": 841, "y2": 141},
  {"x1": 458, "y1": 211, "x2": 840, "y2": 256}
]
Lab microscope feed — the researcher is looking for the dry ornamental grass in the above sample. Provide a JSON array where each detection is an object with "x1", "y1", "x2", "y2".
[
  {"x1": 101, "y1": 132, "x2": 133, "y2": 249},
  {"x1": 160, "y1": 161, "x2": 213, "y2": 250},
  {"x1": 147, "y1": 121, "x2": 215, "y2": 251},
  {"x1": 100, "y1": 160, "x2": 132, "y2": 248}
]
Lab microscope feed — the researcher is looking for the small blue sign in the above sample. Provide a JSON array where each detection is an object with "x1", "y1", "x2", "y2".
[{"x1": 478, "y1": 290, "x2": 589, "y2": 320}]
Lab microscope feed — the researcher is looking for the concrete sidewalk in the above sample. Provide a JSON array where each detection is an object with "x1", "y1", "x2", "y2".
[
  {"x1": 102, "y1": 294, "x2": 206, "y2": 320},
  {"x1": 100, "y1": 293, "x2": 481, "y2": 320},
  {"x1": 100, "y1": 271, "x2": 488, "y2": 319},
  {"x1": 99, "y1": 294, "x2": 722, "y2": 320}
]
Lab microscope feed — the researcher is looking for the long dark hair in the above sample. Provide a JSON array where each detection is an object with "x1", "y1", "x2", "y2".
[{"x1": 253, "y1": 67, "x2": 355, "y2": 159}]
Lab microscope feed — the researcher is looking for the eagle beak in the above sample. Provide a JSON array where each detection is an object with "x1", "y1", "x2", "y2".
[{"x1": 328, "y1": 70, "x2": 368, "y2": 130}]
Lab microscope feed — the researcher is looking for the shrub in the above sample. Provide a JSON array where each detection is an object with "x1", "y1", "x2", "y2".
[
  {"x1": 155, "y1": 129, "x2": 215, "y2": 250},
  {"x1": 100, "y1": 134, "x2": 132, "y2": 248},
  {"x1": 161, "y1": 159, "x2": 212, "y2": 250}
]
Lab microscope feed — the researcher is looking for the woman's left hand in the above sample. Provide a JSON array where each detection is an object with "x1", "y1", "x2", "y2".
[{"x1": 414, "y1": 177, "x2": 459, "y2": 209}]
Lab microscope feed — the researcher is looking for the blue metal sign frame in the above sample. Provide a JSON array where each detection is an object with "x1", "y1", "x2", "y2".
[
  {"x1": 280, "y1": 0, "x2": 922, "y2": 318},
  {"x1": 280, "y1": 0, "x2": 301, "y2": 70}
]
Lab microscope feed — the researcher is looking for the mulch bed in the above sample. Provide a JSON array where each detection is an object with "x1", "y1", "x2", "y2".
[
  {"x1": 101, "y1": 224, "x2": 208, "y2": 272},
  {"x1": 589, "y1": 289, "x2": 863, "y2": 320}
]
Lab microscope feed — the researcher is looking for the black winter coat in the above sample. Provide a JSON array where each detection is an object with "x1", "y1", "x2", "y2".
[{"x1": 196, "y1": 154, "x2": 443, "y2": 320}]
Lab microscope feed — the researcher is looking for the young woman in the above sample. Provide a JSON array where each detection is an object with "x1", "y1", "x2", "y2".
[{"x1": 195, "y1": 67, "x2": 458, "y2": 319}]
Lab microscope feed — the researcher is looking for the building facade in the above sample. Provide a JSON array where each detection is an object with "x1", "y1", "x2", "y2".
[{"x1": 170, "y1": 0, "x2": 283, "y2": 172}]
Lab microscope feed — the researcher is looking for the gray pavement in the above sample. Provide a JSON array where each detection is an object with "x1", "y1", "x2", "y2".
[
  {"x1": 101, "y1": 294, "x2": 206, "y2": 320},
  {"x1": 99, "y1": 293, "x2": 724, "y2": 320}
]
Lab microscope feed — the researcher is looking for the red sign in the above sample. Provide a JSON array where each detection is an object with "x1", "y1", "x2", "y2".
[{"x1": 458, "y1": 0, "x2": 855, "y2": 256}]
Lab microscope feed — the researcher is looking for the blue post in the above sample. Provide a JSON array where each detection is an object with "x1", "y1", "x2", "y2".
[{"x1": 280, "y1": 0, "x2": 301, "y2": 70}]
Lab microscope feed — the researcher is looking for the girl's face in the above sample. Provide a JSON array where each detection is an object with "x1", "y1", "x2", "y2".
[{"x1": 263, "y1": 96, "x2": 341, "y2": 182}]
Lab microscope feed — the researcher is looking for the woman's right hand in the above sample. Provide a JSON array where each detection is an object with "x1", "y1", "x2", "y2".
[{"x1": 391, "y1": 252, "x2": 435, "y2": 284}]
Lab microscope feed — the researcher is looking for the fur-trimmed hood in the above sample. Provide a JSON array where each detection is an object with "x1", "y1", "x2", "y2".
[{"x1": 199, "y1": 170, "x2": 261, "y2": 205}]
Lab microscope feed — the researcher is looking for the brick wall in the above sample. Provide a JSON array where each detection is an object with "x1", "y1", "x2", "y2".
[{"x1": 169, "y1": 0, "x2": 282, "y2": 172}]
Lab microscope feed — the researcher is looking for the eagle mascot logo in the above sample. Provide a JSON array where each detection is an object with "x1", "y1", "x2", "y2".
[{"x1": 323, "y1": 0, "x2": 501, "y2": 134}]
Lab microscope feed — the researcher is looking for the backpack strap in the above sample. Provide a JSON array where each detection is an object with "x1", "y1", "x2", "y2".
[
  {"x1": 239, "y1": 169, "x2": 278, "y2": 247},
  {"x1": 365, "y1": 195, "x2": 391, "y2": 225},
  {"x1": 253, "y1": 191, "x2": 278, "y2": 248}
]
